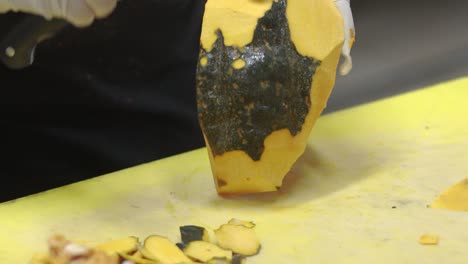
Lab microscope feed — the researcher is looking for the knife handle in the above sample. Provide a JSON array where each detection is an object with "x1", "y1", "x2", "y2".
[{"x1": 0, "y1": 13, "x2": 69, "y2": 70}]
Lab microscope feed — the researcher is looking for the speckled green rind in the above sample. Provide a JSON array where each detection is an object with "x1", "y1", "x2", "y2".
[{"x1": 197, "y1": 0, "x2": 321, "y2": 161}]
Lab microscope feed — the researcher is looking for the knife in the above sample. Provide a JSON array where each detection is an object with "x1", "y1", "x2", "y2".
[{"x1": 0, "y1": 13, "x2": 70, "y2": 70}]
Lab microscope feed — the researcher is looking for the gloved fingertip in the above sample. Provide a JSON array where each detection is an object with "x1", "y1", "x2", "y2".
[
  {"x1": 64, "y1": 0, "x2": 96, "y2": 28},
  {"x1": 0, "y1": 0, "x2": 13, "y2": 13},
  {"x1": 339, "y1": 55, "x2": 352, "y2": 76},
  {"x1": 86, "y1": 0, "x2": 118, "y2": 18},
  {"x1": 69, "y1": 15, "x2": 95, "y2": 28}
]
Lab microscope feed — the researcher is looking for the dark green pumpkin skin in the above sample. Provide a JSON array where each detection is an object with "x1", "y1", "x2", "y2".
[
  {"x1": 197, "y1": 0, "x2": 320, "y2": 161},
  {"x1": 232, "y1": 253, "x2": 246, "y2": 264},
  {"x1": 176, "y1": 242, "x2": 186, "y2": 250},
  {"x1": 179, "y1": 225, "x2": 208, "y2": 244}
]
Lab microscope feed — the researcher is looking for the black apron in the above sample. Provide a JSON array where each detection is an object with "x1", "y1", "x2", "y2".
[{"x1": 0, "y1": 0, "x2": 206, "y2": 201}]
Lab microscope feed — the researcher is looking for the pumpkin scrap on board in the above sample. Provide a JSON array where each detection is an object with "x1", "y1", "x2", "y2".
[{"x1": 30, "y1": 219, "x2": 260, "y2": 264}]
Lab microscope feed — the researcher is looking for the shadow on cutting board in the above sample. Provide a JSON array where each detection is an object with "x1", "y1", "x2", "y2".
[{"x1": 217, "y1": 141, "x2": 387, "y2": 206}]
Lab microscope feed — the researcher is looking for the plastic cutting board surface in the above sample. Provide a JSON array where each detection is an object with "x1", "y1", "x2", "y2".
[{"x1": 1, "y1": 78, "x2": 468, "y2": 263}]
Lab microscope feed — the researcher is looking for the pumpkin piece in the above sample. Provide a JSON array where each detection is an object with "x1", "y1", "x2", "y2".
[
  {"x1": 176, "y1": 242, "x2": 186, "y2": 251},
  {"x1": 196, "y1": 0, "x2": 345, "y2": 194},
  {"x1": 183, "y1": 241, "x2": 232, "y2": 262},
  {"x1": 430, "y1": 178, "x2": 468, "y2": 211},
  {"x1": 180, "y1": 225, "x2": 210, "y2": 244},
  {"x1": 419, "y1": 234, "x2": 440, "y2": 245},
  {"x1": 214, "y1": 224, "x2": 260, "y2": 256},
  {"x1": 47, "y1": 234, "x2": 69, "y2": 258},
  {"x1": 227, "y1": 219, "x2": 255, "y2": 228},
  {"x1": 29, "y1": 253, "x2": 54, "y2": 264},
  {"x1": 119, "y1": 252, "x2": 159, "y2": 264},
  {"x1": 206, "y1": 257, "x2": 231, "y2": 264},
  {"x1": 132, "y1": 250, "x2": 144, "y2": 258},
  {"x1": 43, "y1": 234, "x2": 74, "y2": 263},
  {"x1": 141, "y1": 235, "x2": 193, "y2": 264},
  {"x1": 94, "y1": 236, "x2": 139, "y2": 256},
  {"x1": 63, "y1": 243, "x2": 91, "y2": 258},
  {"x1": 232, "y1": 254, "x2": 247, "y2": 264},
  {"x1": 86, "y1": 250, "x2": 120, "y2": 264}
]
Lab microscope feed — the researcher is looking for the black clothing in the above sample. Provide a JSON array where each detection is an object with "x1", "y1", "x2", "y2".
[{"x1": 0, "y1": 0, "x2": 206, "y2": 201}]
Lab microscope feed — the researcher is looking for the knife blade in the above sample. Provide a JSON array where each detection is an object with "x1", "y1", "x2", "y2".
[{"x1": 0, "y1": 13, "x2": 69, "y2": 70}]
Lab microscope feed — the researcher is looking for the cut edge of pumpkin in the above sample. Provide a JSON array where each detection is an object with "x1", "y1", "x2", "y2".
[
  {"x1": 200, "y1": 0, "x2": 274, "y2": 52},
  {"x1": 200, "y1": 0, "x2": 343, "y2": 61},
  {"x1": 287, "y1": 0, "x2": 345, "y2": 60}
]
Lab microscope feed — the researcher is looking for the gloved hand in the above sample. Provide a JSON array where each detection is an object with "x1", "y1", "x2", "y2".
[
  {"x1": 0, "y1": 0, "x2": 118, "y2": 27},
  {"x1": 334, "y1": 0, "x2": 355, "y2": 76}
]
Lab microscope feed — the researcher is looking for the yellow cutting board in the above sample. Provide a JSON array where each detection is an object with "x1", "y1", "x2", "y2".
[{"x1": 1, "y1": 78, "x2": 468, "y2": 263}]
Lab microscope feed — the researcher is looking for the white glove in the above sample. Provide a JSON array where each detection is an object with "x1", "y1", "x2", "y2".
[
  {"x1": 0, "y1": 0, "x2": 118, "y2": 27},
  {"x1": 334, "y1": 0, "x2": 355, "y2": 76}
]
